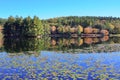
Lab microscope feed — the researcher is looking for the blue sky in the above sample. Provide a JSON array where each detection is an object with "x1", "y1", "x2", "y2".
[{"x1": 0, "y1": 0, "x2": 120, "y2": 19}]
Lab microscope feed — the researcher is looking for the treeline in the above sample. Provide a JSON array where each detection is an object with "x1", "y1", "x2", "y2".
[
  {"x1": 43, "y1": 16, "x2": 120, "y2": 34},
  {"x1": 0, "y1": 18, "x2": 7, "y2": 25},
  {"x1": 4, "y1": 16, "x2": 44, "y2": 37},
  {"x1": 1, "y1": 16, "x2": 120, "y2": 37}
]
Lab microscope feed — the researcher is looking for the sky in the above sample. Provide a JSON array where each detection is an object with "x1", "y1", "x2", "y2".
[{"x1": 0, "y1": 0, "x2": 120, "y2": 19}]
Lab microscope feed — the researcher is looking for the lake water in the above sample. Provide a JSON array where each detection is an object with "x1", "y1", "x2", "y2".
[{"x1": 0, "y1": 37, "x2": 120, "y2": 80}]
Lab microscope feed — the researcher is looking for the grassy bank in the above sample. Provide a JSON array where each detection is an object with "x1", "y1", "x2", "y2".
[{"x1": 109, "y1": 34, "x2": 120, "y2": 37}]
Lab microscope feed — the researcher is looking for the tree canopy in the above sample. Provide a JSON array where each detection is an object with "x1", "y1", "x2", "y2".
[
  {"x1": 4, "y1": 16, "x2": 44, "y2": 37},
  {"x1": 2, "y1": 16, "x2": 120, "y2": 37},
  {"x1": 43, "y1": 16, "x2": 120, "y2": 34}
]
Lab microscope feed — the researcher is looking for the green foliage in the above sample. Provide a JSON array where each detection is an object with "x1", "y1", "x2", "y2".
[
  {"x1": 32, "y1": 16, "x2": 44, "y2": 35},
  {"x1": 3, "y1": 16, "x2": 120, "y2": 36},
  {"x1": 4, "y1": 16, "x2": 44, "y2": 37},
  {"x1": 0, "y1": 18, "x2": 7, "y2": 25},
  {"x1": 43, "y1": 16, "x2": 120, "y2": 34},
  {"x1": 4, "y1": 16, "x2": 16, "y2": 36}
]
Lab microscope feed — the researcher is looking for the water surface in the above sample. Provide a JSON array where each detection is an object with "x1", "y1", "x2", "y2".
[{"x1": 0, "y1": 37, "x2": 120, "y2": 79}]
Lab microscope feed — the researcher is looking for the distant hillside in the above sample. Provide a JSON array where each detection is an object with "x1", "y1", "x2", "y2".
[
  {"x1": 1, "y1": 16, "x2": 120, "y2": 35},
  {"x1": 42, "y1": 16, "x2": 120, "y2": 34}
]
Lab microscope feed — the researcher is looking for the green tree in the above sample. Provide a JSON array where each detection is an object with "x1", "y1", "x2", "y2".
[
  {"x1": 4, "y1": 16, "x2": 15, "y2": 36},
  {"x1": 32, "y1": 16, "x2": 44, "y2": 36},
  {"x1": 22, "y1": 16, "x2": 32, "y2": 36}
]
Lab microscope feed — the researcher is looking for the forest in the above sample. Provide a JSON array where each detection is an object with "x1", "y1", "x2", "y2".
[
  {"x1": 43, "y1": 16, "x2": 120, "y2": 34},
  {"x1": 0, "y1": 16, "x2": 120, "y2": 37},
  {"x1": 3, "y1": 16, "x2": 44, "y2": 37}
]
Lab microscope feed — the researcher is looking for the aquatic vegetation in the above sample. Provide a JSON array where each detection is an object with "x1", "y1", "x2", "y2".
[
  {"x1": 0, "y1": 36, "x2": 120, "y2": 79},
  {"x1": 0, "y1": 51, "x2": 120, "y2": 79}
]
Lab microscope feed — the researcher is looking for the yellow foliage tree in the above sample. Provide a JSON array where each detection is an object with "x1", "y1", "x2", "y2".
[
  {"x1": 78, "y1": 25, "x2": 83, "y2": 34},
  {"x1": 109, "y1": 23, "x2": 115, "y2": 30}
]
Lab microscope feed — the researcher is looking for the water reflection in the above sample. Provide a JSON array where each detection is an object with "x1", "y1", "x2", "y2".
[
  {"x1": 0, "y1": 37, "x2": 120, "y2": 79},
  {"x1": 3, "y1": 37, "x2": 50, "y2": 54},
  {"x1": 1, "y1": 36, "x2": 120, "y2": 53},
  {"x1": 51, "y1": 36, "x2": 109, "y2": 46}
]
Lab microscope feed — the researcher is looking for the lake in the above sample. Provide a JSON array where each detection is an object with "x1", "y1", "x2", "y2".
[{"x1": 0, "y1": 37, "x2": 120, "y2": 80}]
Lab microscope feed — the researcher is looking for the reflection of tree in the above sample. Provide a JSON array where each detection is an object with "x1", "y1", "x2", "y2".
[
  {"x1": 0, "y1": 30, "x2": 4, "y2": 52},
  {"x1": 108, "y1": 37, "x2": 120, "y2": 44},
  {"x1": 3, "y1": 36, "x2": 119, "y2": 53},
  {"x1": 4, "y1": 38, "x2": 48, "y2": 54},
  {"x1": 0, "y1": 33, "x2": 3, "y2": 48},
  {"x1": 50, "y1": 37, "x2": 107, "y2": 47},
  {"x1": 49, "y1": 36, "x2": 110, "y2": 53}
]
